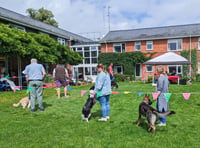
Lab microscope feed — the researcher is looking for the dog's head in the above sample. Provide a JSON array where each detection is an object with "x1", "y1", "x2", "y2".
[
  {"x1": 89, "y1": 86, "x2": 96, "y2": 98},
  {"x1": 89, "y1": 86, "x2": 95, "y2": 90},
  {"x1": 142, "y1": 94, "x2": 152, "y2": 105}
]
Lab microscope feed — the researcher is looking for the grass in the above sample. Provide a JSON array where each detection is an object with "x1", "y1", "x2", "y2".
[{"x1": 0, "y1": 82, "x2": 200, "y2": 148}]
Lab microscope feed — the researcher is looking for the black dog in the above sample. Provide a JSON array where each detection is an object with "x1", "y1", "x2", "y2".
[
  {"x1": 137, "y1": 94, "x2": 175, "y2": 134},
  {"x1": 111, "y1": 80, "x2": 118, "y2": 89},
  {"x1": 82, "y1": 86, "x2": 96, "y2": 122}
]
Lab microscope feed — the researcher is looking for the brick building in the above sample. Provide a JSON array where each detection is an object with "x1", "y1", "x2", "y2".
[{"x1": 100, "y1": 24, "x2": 200, "y2": 80}]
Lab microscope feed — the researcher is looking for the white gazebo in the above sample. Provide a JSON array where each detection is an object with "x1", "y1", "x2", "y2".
[
  {"x1": 144, "y1": 52, "x2": 190, "y2": 65},
  {"x1": 143, "y1": 52, "x2": 191, "y2": 85}
]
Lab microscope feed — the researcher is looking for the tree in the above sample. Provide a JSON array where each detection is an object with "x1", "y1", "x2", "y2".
[
  {"x1": 0, "y1": 24, "x2": 82, "y2": 64},
  {"x1": 26, "y1": 7, "x2": 58, "y2": 27}
]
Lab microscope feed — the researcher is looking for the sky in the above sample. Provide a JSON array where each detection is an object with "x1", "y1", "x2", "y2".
[{"x1": 1, "y1": 0, "x2": 200, "y2": 40}]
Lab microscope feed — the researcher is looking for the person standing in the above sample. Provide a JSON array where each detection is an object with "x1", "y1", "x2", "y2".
[
  {"x1": 23, "y1": 58, "x2": 46, "y2": 112},
  {"x1": 94, "y1": 64, "x2": 111, "y2": 121},
  {"x1": 53, "y1": 64, "x2": 69, "y2": 99},
  {"x1": 108, "y1": 63, "x2": 114, "y2": 81},
  {"x1": 156, "y1": 66, "x2": 170, "y2": 126}
]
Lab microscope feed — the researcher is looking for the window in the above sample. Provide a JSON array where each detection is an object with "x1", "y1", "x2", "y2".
[
  {"x1": 114, "y1": 66, "x2": 123, "y2": 74},
  {"x1": 10, "y1": 24, "x2": 26, "y2": 32},
  {"x1": 146, "y1": 41, "x2": 153, "y2": 50},
  {"x1": 168, "y1": 65, "x2": 182, "y2": 75},
  {"x1": 135, "y1": 64, "x2": 141, "y2": 77},
  {"x1": 84, "y1": 58, "x2": 90, "y2": 64},
  {"x1": 77, "y1": 47, "x2": 82, "y2": 51},
  {"x1": 168, "y1": 39, "x2": 182, "y2": 51},
  {"x1": 85, "y1": 67, "x2": 91, "y2": 75},
  {"x1": 113, "y1": 43, "x2": 125, "y2": 53},
  {"x1": 135, "y1": 41, "x2": 141, "y2": 51},
  {"x1": 198, "y1": 38, "x2": 200, "y2": 50},
  {"x1": 92, "y1": 67, "x2": 97, "y2": 75},
  {"x1": 57, "y1": 38, "x2": 66, "y2": 46},
  {"x1": 72, "y1": 47, "x2": 76, "y2": 51},
  {"x1": 71, "y1": 45, "x2": 99, "y2": 65},
  {"x1": 146, "y1": 65, "x2": 153, "y2": 72},
  {"x1": 198, "y1": 62, "x2": 200, "y2": 73}
]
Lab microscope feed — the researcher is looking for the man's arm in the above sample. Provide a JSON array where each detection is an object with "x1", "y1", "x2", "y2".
[
  {"x1": 42, "y1": 71, "x2": 46, "y2": 80},
  {"x1": 65, "y1": 68, "x2": 69, "y2": 79}
]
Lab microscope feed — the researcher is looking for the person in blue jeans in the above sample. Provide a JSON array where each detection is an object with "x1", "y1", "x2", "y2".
[
  {"x1": 156, "y1": 66, "x2": 169, "y2": 126},
  {"x1": 94, "y1": 64, "x2": 111, "y2": 121}
]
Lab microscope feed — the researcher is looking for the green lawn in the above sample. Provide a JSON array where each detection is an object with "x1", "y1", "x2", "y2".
[{"x1": 0, "y1": 82, "x2": 199, "y2": 148}]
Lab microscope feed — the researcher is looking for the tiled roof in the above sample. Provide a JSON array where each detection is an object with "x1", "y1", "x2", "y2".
[
  {"x1": 100, "y1": 23, "x2": 200, "y2": 43},
  {"x1": 0, "y1": 7, "x2": 92, "y2": 42}
]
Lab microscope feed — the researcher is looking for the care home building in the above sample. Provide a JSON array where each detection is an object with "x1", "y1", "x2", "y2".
[
  {"x1": 0, "y1": 7, "x2": 93, "y2": 86},
  {"x1": 100, "y1": 24, "x2": 200, "y2": 80}
]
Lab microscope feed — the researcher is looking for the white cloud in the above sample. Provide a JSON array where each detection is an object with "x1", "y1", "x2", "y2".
[{"x1": 1, "y1": 0, "x2": 200, "y2": 40}]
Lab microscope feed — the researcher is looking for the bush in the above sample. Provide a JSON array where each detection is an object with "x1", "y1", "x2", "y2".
[
  {"x1": 148, "y1": 75, "x2": 153, "y2": 83},
  {"x1": 44, "y1": 74, "x2": 53, "y2": 83},
  {"x1": 114, "y1": 74, "x2": 130, "y2": 82},
  {"x1": 196, "y1": 74, "x2": 200, "y2": 82}
]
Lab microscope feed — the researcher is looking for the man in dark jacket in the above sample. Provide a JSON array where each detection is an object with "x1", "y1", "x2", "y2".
[{"x1": 53, "y1": 64, "x2": 69, "y2": 99}]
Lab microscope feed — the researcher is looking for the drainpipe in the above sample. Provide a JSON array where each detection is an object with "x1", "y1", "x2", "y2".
[
  {"x1": 17, "y1": 56, "x2": 22, "y2": 87},
  {"x1": 189, "y1": 34, "x2": 192, "y2": 76},
  {"x1": 105, "y1": 41, "x2": 108, "y2": 53}
]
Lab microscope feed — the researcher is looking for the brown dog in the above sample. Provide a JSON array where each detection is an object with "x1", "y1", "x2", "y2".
[
  {"x1": 136, "y1": 94, "x2": 175, "y2": 134},
  {"x1": 13, "y1": 96, "x2": 30, "y2": 109}
]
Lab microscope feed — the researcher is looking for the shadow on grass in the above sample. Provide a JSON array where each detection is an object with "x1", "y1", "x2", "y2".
[
  {"x1": 91, "y1": 110, "x2": 102, "y2": 119},
  {"x1": 43, "y1": 102, "x2": 53, "y2": 109},
  {"x1": 134, "y1": 119, "x2": 167, "y2": 133}
]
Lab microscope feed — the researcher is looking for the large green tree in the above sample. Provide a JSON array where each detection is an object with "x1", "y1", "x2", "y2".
[
  {"x1": 0, "y1": 24, "x2": 82, "y2": 65},
  {"x1": 26, "y1": 7, "x2": 58, "y2": 27}
]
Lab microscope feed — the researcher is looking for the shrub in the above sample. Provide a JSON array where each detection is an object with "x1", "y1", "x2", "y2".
[
  {"x1": 148, "y1": 75, "x2": 153, "y2": 83},
  {"x1": 114, "y1": 74, "x2": 130, "y2": 82},
  {"x1": 44, "y1": 74, "x2": 53, "y2": 83},
  {"x1": 196, "y1": 74, "x2": 200, "y2": 82}
]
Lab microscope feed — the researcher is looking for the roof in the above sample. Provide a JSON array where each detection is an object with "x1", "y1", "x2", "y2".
[
  {"x1": 143, "y1": 52, "x2": 190, "y2": 65},
  {"x1": 0, "y1": 7, "x2": 92, "y2": 42},
  {"x1": 100, "y1": 23, "x2": 200, "y2": 43}
]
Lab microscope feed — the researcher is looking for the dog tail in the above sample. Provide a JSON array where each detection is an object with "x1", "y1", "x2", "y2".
[
  {"x1": 13, "y1": 103, "x2": 20, "y2": 107},
  {"x1": 154, "y1": 111, "x2": 176, "y2": 118}
]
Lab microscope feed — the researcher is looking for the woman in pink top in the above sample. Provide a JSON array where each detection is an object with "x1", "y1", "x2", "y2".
[{"x1": 108, "y1": 63, "x2": 114, "y2": 81}]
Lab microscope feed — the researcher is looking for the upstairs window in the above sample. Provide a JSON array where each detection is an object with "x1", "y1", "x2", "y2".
[
  {"x1": 135, "y1": 41, "x2": 141, "y2": 51},
  {"x1": 146, "y1": 41, "x2": 153, "y2": 50},
  {"x1": 10, "y1": 24, "x2": 26, "y2": 32},
  {"x1": 57, "y1": 38, "x2": 66, "y2": 46},
  {"x1": 168, "y1": 39, "x2": 182, "y2": 51},
  {"x1": 113, "y1": 43, "x2": 125, "y2": 53},
  {"x1": 198, "y1": 37, "x2": 200, "y2": 50}
]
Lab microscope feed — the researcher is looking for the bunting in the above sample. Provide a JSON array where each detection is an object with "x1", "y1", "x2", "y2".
[
  {"x1": 138, "y1": 92, "x2": 143, "y2": 96},
  {"x1": 4, "y1": 74, "x2": 9, "y2": 78},
  {"x1": 81, "y1": 90, "x2": 88, "y2": 97},
  {"x1": 182, "y1": 93, "x2": 191, "y2": 100},
  {"x1": 124, "y1": 91, "x2": 131, "y2": 94},
  {"x1": 164, "y1": 93, "x2": 172, "y2": 102},
  {"x1": 14, "y1": 86, "x2": 20, "y2": 92},
  {"x1": 152, "y1": 93, "x2": 159, "y2": 100}
]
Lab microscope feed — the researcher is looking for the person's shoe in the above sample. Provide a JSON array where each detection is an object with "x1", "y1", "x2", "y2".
[
  {"x1": 40, "y1": 108, "x2": 45, "y2": 112},
  {"x1": 31, "y1": 109, "x2": 36, "y2": 112},
  {"x1": 157, "y1": 122, "x2": 166, "y2": 126},
  {"x1": 64, "y1": 95, "x2": 70, "y2": 98},
  {"x1": 106, "y1": 116, "x2": 110, "y2": 120},
  {"x1": 156, "y1": 120, "x2": 161, "y2": 124},
  {"x1": 98, "y1": 118, "x2": 107, "y2": 122}
]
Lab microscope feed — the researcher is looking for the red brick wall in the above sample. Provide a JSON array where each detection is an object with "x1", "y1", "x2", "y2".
[{"x1": 101, "y1": 37, "x2": 200, "y2": 80}]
